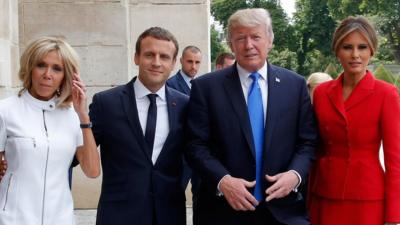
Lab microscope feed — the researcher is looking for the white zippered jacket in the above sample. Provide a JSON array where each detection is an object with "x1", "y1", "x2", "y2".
[{"x1": 0, "y1": 91, "x2": 82, "y2": 225}]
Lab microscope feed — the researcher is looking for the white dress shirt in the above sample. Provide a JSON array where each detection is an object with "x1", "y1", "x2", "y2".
[
  {"x1": 237, "y1": 63, "x2": 268, "y2": 122},
  {"x1": 134, "y1": 78, "x2": 169, "y2": 164}
]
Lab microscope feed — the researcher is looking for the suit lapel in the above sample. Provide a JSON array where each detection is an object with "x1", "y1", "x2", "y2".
[
  {"x1": 344, "y1": 72, "x2": 375, "y2": 111},
  {"x1": 264, "y1": 64, "x2": 282, "y2": 153},
  {"x1": 222, "y1": 66, "x2": 255, "y2": 158},
  {"x1": 177, "y1": 72, "x2": 191, "y2": 95},
  {"x1": 121, "y1": 77, "x2": 153, "y2": 162},
  {"x1": 327, "y1": 75, "x2": 347, "y2": 121}
]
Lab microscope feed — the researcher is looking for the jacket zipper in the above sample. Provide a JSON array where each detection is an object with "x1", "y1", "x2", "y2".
[
  {"x1": 41, "y1": 110, "x2": 50, "y2": 225},
  {"x1": 2, "y1": 173, "x2": 13, "y2": 211}
]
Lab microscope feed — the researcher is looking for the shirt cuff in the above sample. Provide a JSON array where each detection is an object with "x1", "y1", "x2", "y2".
[
  {"x1": 289, "y1": 170, "x2": 302, "y2": 192},
  {"x1": 216, "y1": 174, "x2": 231, "y2": 196}
]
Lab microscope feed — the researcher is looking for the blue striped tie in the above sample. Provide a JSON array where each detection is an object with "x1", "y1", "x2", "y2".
[{"x1": 247, "y1": 72, "x2": 264, "y2": 201}]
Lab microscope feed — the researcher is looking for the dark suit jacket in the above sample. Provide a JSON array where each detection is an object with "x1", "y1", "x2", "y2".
[
  {"x1": 90, "y1": 77, "x2": 189, "y2": 225},
  {"x1": 167, "y1": 71, "x2": 191, "y2": 95},
  {"x1": 185, "y1": 63, "x2": 317, "y2": 225}
]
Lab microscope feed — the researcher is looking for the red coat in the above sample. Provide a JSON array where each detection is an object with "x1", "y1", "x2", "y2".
[{"x1": 310, "y1": 71, "x2": 400, "y2": 221}]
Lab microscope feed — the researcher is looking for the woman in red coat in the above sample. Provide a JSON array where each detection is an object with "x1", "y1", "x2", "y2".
[{"x1": 309, "y1": 16, "x2": 400, "y2": 225}]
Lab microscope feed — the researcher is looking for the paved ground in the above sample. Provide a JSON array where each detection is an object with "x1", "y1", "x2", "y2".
[{"x1": 75, "y1": 207, "x2": 193, "y2": 225}]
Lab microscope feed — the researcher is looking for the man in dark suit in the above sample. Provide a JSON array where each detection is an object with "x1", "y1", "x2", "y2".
[
  {"x1": 185, "y1": 8, "x2": 317, "y2": 225},
  {"x1": 91, "y1": 27, "x2": 188, "y2": 225},
  {"x1": 167, "y1": 45, "x2": 202, "y2": 95}
]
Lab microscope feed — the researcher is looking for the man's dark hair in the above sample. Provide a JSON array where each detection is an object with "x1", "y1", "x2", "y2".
[
  {"x1": 182, "y1": 45, "x2": 201, "y2": 56},
  {"x1": 215, "y1": 52, "x2": 235, "y2": 66},
  {"x1": 135, "y1": 27, "x2": 179, "y2": 59}
]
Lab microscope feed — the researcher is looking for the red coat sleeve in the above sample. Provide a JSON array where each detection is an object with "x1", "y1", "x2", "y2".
[{"x1": 382, "y1": 86, "x2": 400, "y2": 222}]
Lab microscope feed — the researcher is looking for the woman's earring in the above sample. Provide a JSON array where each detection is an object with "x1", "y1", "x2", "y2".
[{"x1": 56, "y1": 89, "x2": 61, "y2": 96}]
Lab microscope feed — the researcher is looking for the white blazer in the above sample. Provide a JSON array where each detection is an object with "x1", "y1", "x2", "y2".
[{"x1": 0, "y1": 91, "x2": 82, "y2": 225}]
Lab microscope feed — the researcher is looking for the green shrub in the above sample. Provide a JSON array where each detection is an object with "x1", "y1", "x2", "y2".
[
  {"x1": 373, "y1": 64, "x2": 395, "y2": 83},
  {"x1": 324, "y1": 63, "x2": 339, "y2": 79}
]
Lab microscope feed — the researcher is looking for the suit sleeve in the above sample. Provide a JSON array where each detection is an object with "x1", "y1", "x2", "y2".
[
  {"x1": 89, "y1": 93, "x2": 104, "y2": 147},
  {"x1": 185, "y1": 81, "x2": 230, "y2": 191},
  {"x1": 382, "y1": 86, "x2": 400, "y2": 221},
  {"x1": 287, "y1": 79, "x2": 317, "y2": 183}
]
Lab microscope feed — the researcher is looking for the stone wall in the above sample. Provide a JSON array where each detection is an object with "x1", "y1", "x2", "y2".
[
  {"x1": 3, "y1": 0, "x2": 210, "y2": 208},
  {"x1": 0, "y1": 0, "x2": 19, "y2": 98}
]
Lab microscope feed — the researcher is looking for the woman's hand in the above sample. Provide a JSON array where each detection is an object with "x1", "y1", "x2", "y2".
[
  {"x1": 0, "y1": 152, "x2": 7, "y2": 181},
  {"x1": 72, "y1": 73, "x2": 100, "y2": 178},
  {"x1": 72, "y1": 72, "x2": 89, "y2": 122}
]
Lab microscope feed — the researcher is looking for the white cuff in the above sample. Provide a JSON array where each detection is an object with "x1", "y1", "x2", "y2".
[
  {"x1": 289, "y1": 170, "x2": 302, "y2": 192},
  {"x1": 216, "y1": 174, "x2": 230, "y2": 196}
]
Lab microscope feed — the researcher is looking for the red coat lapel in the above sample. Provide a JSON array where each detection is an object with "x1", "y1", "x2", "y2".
[{"x1": 344, "y1": 71, "x2": 375, "y2": 111}]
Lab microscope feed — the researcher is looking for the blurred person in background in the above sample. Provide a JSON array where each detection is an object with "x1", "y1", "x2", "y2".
[
  {"x1": 306, "y1": 72, "x2": 332, "y2": 103},
  {"x1": 215, "y1": 52, "x2": 235, "y2": 70}
]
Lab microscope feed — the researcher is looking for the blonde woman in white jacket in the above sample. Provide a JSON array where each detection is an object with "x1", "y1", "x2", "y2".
[{"x1": 0, "y1": 37, "x2": 100, "y2": 225}]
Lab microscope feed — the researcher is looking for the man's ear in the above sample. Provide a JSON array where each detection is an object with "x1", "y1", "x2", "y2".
[{"x1": 134, "y1": 53, "x2": 139, "y2": 65}]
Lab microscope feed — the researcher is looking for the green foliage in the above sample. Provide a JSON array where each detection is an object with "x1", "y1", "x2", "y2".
[
  {"x1": 370, "y1": 34, "x2": 396, "y2": 64},
  {"x1": 327, "y1": 0, "x2": 400, "y2": 63},
  {"x1": 394, "y1": 75, "x2": 400, "y2": 91},
  {"x1": 210, "y1": 25, "x2": 228, "y2": 63},
  {"x1": 211, "y1": 0, "x2": 248, "y2": 28},
  {"x1": 324, "y1": 63, "x2": 340, "y2": 79},
  {"x1": 211, "y1": 0, "x2": 294, "y2": 52},
  {"x1": 210, "y1": 0, "x2": 400, "y2": 76},
  {"x1": 374, "y1": 64, "x2": 395, "y2": 83},
  {"x1": 268, "y1": 48, "x2": 298, "y2": 71},
  {"x1": 292, "y1": 0, "x2": 336, "y2": 75}
]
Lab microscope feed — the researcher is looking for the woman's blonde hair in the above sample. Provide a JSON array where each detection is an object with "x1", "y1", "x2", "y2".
[
  {"x1": 19, "y1": 36, "x2": 79, "y2": 108},
  {"x1": 307, "y1": 72, "x2": 333, "y2": 89}
]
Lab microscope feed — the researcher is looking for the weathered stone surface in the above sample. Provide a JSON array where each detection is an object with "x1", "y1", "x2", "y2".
[
  {"x1": 10, "y1": 0, "x2": 18, "y2": 44},
  {"x1": 130, "y1": 3, "x2": 210, "y2": 76},
  {"x1": 10, "y1": 44, "x2": 20, "y2": 87},
  {"x1": 20, "y1": 2, "x2": 127, "y2": 46},
  {"x1": 131, "y1": 0, "x2": 205, "y2": 4},
  {"x1": 75, "y1": 46, "x2": 129, "y2": 86},
  {"x1": 0, "y1": 0, "x2": 10, "y2": 39}
]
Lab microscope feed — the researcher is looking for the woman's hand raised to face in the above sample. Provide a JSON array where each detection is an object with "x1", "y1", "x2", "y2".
[{"x1": 72, "y1": 73, "x2": 89, "y2": 123}]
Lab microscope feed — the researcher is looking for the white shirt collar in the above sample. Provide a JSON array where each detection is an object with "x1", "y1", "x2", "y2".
[
  {"x1": 179, "y1": 70, "x2": 193, "y2": 88},
  {"x1": 134, "y1": 77, "x2": 166, "y2": 101},
  {"x1": 22, "y1": 90, "x2": 58, "y2": 111},
  {"x1": 237, "y1": 62, "x2": 268, "y2": 81}
]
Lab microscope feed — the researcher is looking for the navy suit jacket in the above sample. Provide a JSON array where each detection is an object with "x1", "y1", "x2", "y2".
[
  {"x1": 167, "y1": 71, "x2": 191, "y2": 95},
  {"x1": 185, "y1": 63, "x2": 317, "y2": 225},
  {"x1": 90, "y1": 77, "x2": 188, "y2": 225}
]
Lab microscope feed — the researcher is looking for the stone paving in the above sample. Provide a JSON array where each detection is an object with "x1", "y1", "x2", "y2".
[{"x1": 75, "y1": 207, "x2": 193, "y2": 225}]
